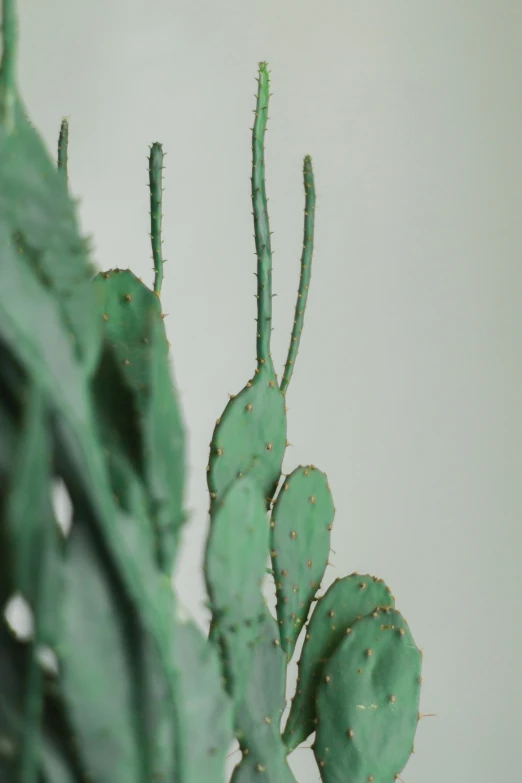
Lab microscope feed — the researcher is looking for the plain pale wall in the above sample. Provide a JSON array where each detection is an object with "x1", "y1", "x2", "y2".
[{"x1": 18, "y1": 0, "x2": 522, "y2": 780}]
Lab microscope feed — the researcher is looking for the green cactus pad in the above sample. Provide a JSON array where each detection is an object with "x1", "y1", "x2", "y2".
[
  {"x1": 204, "y1": 472, "x2": 270, "y2": 700},
  {"x1": 5, "y1": 384, "x2": 62, "y2": 649},
  {"x1": 127, "y1": 613, "x2": 234, "y2": 783},
  {"x1": 92, "y1": 270, "x2": 160, "y2": 394},
  {"x1": 23, "y1": 283, "x2": 185, "y2": 783},
  {"x1": 3, "y1": 384, "x2": 63, "y2": 783},
  {"x1": 175, "y1": 617, "x2": 234, "y2": 782},
  {"x1": 313, "y1": 607, "x2": 422, "y2": 783},
  {"x1": 60, "y1": 492, "x2": 186, "y2": 783},
  {"x1": 106, "y1": 452, "x2": 177, "y2": 783},
  {"x1": 146, "y1": 311, "x2": 186, "y2": 566},
  {"x1": 283, "y1": 573, "x2": 395, "y2": 752},
  {"x1": 61, "y1": 513, "x2": 147, "y2": 783},
  {"x1": 0, "y1": 618, "x2": 28, "y2": 782},
  {"x1": 207, "y1": 363, "x2": 286, "y2": 508},
  {"x1": 270, "y1": 465, "x2": 335, "y2": 657},
  {"x1": 93, "y1": 268, "x2": 186, "y2": 572},
  {"x1": 231, "y1": 606, "x2": 296, "y2": 783},
  {"x1": 69, "y1": 419, "x2": 177, "y2": 783},
  {"x1": 93, "y1": 268, "x2": 181, "y2": 386},
  {"x1": 0, "y1": 97, "x2": 100, "y2": 375},
  {"x1": 0, "y1": 217, "x2": 93, "y2": 431},
  {"x1": 0, "y1": 136, "x2": 189, "y2": 777},
  {"x1": 135, "y1": 635, "x2": 177, "y2": 783}
]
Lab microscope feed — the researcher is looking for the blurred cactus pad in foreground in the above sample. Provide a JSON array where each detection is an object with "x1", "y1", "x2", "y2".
[{"x1": 0, "y1": 1, "x2": 426, "y2": 781}]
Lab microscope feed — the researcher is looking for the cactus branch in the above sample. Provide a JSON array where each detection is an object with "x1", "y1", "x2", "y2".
[
  {"x1": 0, "y1": 0, "x2": 17, "y2": 130},
  {"x1": 252, "y1": 62, "x2": 273, "y2": 367},
  {"x1": 280, "y1": 156, "x2": 315, "y2": 394},
  {"x1": 149, "y1": 142, "x2": 165, "y2": 295},
  {"x1": 57, "y1": 118, "x2": 69, "y2": 185}
]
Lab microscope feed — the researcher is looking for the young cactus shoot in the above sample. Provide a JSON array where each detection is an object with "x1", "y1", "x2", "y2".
[
  {"x1": 149, "y1": 141, "x2": 165, "y2": 295},
  {"x1": 57, "y1": 118, "x2": 69, "y2": 184}
]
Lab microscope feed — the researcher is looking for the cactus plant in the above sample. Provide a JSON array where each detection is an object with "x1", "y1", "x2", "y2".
[
  {"x1": 0, "y1": 1, "x2": 426, "y2": 782},
  {"x1": 202, "y1": 63, "x2": 423, "y2": 783}
]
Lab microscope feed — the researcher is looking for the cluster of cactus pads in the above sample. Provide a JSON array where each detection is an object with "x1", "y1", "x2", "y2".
[{"x1": 0, "y1": 1, "x2": 424, "y2": 781}]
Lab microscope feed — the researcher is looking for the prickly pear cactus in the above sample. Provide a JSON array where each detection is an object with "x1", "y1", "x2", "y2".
[
  {"x1": 203, "y1": 61, "x2": 426, "y2": 783},
  {"x1": 0, "y1": 2, "x2": 427, "y2": 782}
]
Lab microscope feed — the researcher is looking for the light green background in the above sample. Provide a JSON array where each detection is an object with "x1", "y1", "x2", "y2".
[{"x1": 18, "y1": 1, "x2": 522, "y2": 780}]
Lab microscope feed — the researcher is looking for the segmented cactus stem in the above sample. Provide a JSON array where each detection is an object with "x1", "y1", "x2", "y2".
[
  {"x1": 252, "y1": 62, "x2": 273, "y2": 367},
  {"x1": 0, "y1": 0, "x2": 17, "y2": 130},
  {"x1": 280, "y1": 155, "x2": 316, "y2": 394},
  {"x1": 57, "y1": 118, "x2": 69, "y2": 185},
  {"x1": 149, "y1": 142, "x2": 165, "y2": 295}
]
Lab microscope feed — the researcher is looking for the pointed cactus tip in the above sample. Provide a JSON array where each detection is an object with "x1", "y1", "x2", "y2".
[
  {"x1": 57, "y1": 117, "x2": 69, "y2": 185},
  {"x1": 279, "y1": 149, "x2": 316, "y2": 393},
  {"x1": 252, "y1": 59, "x2": 273, "y2": 365},
  {"x1": 149, "y1": 141, "x2": 166, "y2": 295}
]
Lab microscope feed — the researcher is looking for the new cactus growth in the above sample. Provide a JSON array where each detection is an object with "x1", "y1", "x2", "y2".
[
  {"x1": 280, "y1": 154, "x2": 315, "y2": 394},
  {"x1": 270, "y1": 465, "x2": 335, "y2": 658},
  {"x1": 57, "y1": 118, "x2": 68, "y2": 184},
  {"x1": 0, "y1": 2, "x2": 426, "y2": 781},
  {"x1": 149, "y1": 141, "x2": 165, "y2": 295}
]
